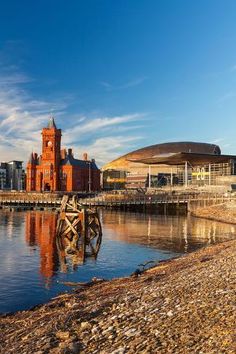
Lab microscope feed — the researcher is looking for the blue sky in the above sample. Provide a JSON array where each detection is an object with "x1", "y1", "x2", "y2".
[{"x1": 1, "y1": 0, "x2": 236, "y2": 166}]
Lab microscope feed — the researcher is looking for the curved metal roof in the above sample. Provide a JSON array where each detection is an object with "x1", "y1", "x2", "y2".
[
  {"x1": 102, "y1": 141, "x2": 221, "y2": 170},
  {"x1": 129, "y1": 152, "x2": 236, "y2": 166},
  {"x1": 126, "y1": 141, "x2": 221, "y2": 156}
]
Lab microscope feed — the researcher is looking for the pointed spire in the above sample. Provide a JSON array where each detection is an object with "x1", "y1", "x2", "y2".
[
  {"x1": 28, "y1": 152, "x2": 35, "y2": 164},
  {"x1": 48, "y1": 114, "x2": 57, "y2": 129}
]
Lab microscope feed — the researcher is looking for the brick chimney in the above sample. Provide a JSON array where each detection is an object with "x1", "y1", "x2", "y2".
[
  {"x1": 83, "y1": 152, "x2": 88, "y2": 161},
  {"x1": 60, "y1": 148, "x2": 67, "y2": 159}
]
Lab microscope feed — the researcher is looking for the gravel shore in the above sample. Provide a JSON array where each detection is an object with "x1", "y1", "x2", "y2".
[{"x1": 1, "y1": 237, "x2": 236, "y2": 354}]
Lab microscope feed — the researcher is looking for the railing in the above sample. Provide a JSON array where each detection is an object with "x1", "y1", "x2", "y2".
[
  {"x1": 0, "y1": 191, "x2": 234, "y2": 207},
  {"x1": 79, "y1": 192, "x2": 235, "y2": 206}
]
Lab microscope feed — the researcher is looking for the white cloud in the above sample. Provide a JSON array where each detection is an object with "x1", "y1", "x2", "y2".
[
  {"x1": 0, "y1": 72, "x2": 31, "y2": 86},
  {"x1": 63, "y1": 113, "x2": 145, "y2": 144},
  {"x1": 0, "y1": 68, "x2": 68, "y2": 162},
  {"x1": 69, "y1": 135, "x2": 143, "y2": 166},
  {"x1": 62, "y1": 113, "x2": 146, "y2": 165},
  {"x1": 0, "y1": 66, "x2": 146, "y2": 166},
  {"x1": 101, "y1": 76, "x2": 147, "y2": 91},
  {"x1": 217, "y1": 91, "x2": 236, "y2": 103},
  {"x1": 210, "y1": 138, "x2": 225, "y2": 144}
]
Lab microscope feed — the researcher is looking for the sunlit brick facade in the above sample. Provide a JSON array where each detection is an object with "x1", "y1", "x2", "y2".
[{"x1": 26, "y1": 117, "x2": 100, "y2": 192}]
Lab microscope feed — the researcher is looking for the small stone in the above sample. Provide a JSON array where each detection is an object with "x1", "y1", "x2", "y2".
[
  {"x1": 56, "y1": 331, "x2": 70, "y2": 341},
  {"x1": 125, "y1": 328, "x2": 137, "y2": 337},
  {"x1": 91, "y1": 326, "x2": 99, "y2": 334},
  {"x1": 22, "y1": 334, "x2": 29, "y2": 341},
  {"x1": 67, "y1": 341, "x2": 80, "y2": 353},
  {"x1": 111, "y1": 347, "x2": 126, "y2": 354},
  {"x1": 80, "y1": 321, "x2": 91, "y2": 331}
]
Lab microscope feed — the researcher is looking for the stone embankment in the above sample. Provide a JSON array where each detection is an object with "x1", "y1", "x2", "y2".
[
  {"x1": 191, "y1": 200, "x2": 236, "y2": 225},
  {"x1": 1, "y1": 238, "x2": 236, "y2": 353}
]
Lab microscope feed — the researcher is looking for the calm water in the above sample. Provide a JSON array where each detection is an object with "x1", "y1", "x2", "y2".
[{"x1": 0, "y1": 209, "x2": 236, "y2": 314}]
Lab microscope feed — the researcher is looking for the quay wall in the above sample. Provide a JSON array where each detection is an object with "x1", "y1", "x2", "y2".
[{"x1": 191, "y1": 200, "x2": 236, "y2": 224}]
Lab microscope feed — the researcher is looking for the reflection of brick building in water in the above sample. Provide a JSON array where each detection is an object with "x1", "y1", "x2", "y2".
[
  {"x1": 26, "y1": 116, "x2": 100, "y2": 192},
  {"x1": 25, "y1": 212, "x2": 58, "y2": 278}
]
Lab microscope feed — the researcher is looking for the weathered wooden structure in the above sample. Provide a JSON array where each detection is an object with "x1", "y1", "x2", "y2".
[{"x1": 56, "y1": 195, "x2": 102, "y2": 268}]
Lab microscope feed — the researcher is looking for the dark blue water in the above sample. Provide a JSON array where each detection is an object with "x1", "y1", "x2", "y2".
[{"x1": 0, "y1": 210, "x2": 235, "y2": 314}]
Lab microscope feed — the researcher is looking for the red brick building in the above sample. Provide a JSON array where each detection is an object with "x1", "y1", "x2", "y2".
[{"x1": 26, "y1": 117, "x2": 100, "y2": 192}]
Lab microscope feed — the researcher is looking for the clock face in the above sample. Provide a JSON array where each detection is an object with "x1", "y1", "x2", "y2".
[{"x1": 47, "y1": 141, "x2": 53, "y2": 147}]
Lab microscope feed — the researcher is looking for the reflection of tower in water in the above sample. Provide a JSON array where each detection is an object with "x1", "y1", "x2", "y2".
[
  {"x1": 25, "y1": 204, "x2": 103, "y2": 279},
  {"x1": 25, "y1": 212, "x2": 58, "y2": 279}
]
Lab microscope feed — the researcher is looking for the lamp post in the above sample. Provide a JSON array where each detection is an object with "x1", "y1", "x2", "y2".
[
  {"x1": 185, "y1": 161, "x2": 188, "y2": 187},
  {"x1": 88, "y1": 161, "x2": 91, "y2": 193},
  {"x1": 148, "y1": 165, "x2": 151, "y2": 188}
]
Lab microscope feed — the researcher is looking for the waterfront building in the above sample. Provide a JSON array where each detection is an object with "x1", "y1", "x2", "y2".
[
  {"x1": 26, "y1": 117, "x2": 100, "y2": 192},
  {"x1": 102, "y1": 141, "x2": 236, "y2": 190},
  {"x1": 0, "y1": 161, "x2": 25, "y2": 190}
]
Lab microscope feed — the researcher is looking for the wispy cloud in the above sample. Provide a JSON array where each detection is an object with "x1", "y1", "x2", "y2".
[
  {"x1": 209, "y1": 138, "x2": 232, "y2": 153},
  {"x1": 230, "y1": 64, "x2": 236, "y2": 72},
  {"x1": 217, "y1": 91, "x2": 236, "y2": 103},
  {"x1": 0, "y1": 65, "x2": 146, "y2": 166},
  {"x1": 0, "y1": 66, "x2": 68, "y2": 161},
  {"x1": 69, "y1": 135, "x2": 143, "y2": 166},
  {"x1": 0, "y1": 72, "x2": 31, "y2": 86},
  {"x1": 210, "y1": 138, "x2": 225, "y2": 144},
  {"x1": 62, "y1": 113, "x2": 146, "y2": 165},
  {"x1": 63, "y1": 113, "x2": 145, "y2": 144},
  {"x1": 101, "y1": 76, "x2": 147, "y2": 91}
]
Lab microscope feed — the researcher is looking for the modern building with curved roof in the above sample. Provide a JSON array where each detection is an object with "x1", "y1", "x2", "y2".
[
  {"x1": 102, "y1": 141, "x2": 236, "y2": 190},
  {"x1": 102, "y1": 142, "x2": 221, "y2": 171}
]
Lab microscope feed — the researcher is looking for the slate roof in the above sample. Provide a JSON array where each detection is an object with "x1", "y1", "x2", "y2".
[
  {"x1": 61, "y1": 155, "x2": 99, "y2": 170},
  {"x1": 47, "y1": 116, "x2": 57, "y2": 129}
]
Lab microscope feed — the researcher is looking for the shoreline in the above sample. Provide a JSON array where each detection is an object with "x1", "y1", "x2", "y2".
[
  {"x1": 1, "y1": 203, "x2": 236, "y2": 353},
  {"x1": 1, "y1": 235, "x2": 235, "y2": 353}
]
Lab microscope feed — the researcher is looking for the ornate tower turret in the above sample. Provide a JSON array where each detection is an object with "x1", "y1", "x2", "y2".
[
  {"x1": 26, "y1": 152, "x2": 37, "y2": 191},
  {"x1": 41, "y1": 116, "x2": 62, "y2": 191}
]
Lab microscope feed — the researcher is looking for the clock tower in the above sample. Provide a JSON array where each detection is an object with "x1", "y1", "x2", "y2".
[
  {"x1": 26, "y1": 115, "x2": 100, "y2": 193},
  {"x1": 41, "y1": 116, "x2": 62, "y2": 191}
]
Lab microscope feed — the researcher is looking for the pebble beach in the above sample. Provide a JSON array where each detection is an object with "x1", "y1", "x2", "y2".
[{"x1": 1, "y1": 229, "x2": 235, "y2": 353}]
